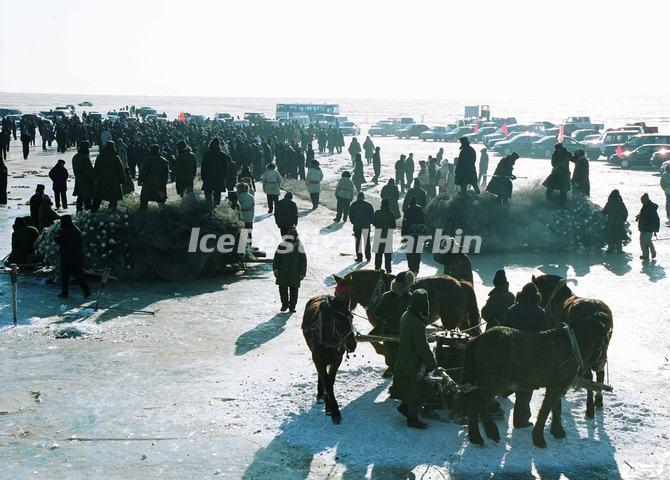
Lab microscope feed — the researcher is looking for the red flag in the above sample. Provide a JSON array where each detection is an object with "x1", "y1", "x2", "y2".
[
  {"x1": 558, "y1": 124, "x2": 565, "y2": 143},
  {"x1": 501, "y1": 124, "x2": 508, "y2": 140},
  {"x1": 474, "y1": 121, "x2": 479, "y2": 135},
  {"x1": 179, "y1": 112, "x2": 186, "y2": 123},
  {"x1": 616, "y1": 144, "x2": 624, "y2": 158}
]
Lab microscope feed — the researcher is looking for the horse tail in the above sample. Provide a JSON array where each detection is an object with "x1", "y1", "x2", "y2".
[
  {"x1": 460, "y1": 281, "x2": 481, "y2": 335},
  {"x1": 462, "y1": 337, "x2": 478, "y2": 395}
]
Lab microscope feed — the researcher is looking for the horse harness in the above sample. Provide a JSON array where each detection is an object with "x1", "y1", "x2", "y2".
[
  {"x1": 303, "y1": 300, "x2": 355, "y2": 353},
  {"x1": 542, "y1": 278, "x2": 567, "y2": 322}
]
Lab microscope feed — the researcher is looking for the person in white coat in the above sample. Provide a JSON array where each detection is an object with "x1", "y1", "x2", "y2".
[
  {"x1": 260, "y1": 162, "x2": 282, "y2": 213},
  {"x1": 334, "y1": 171, "x2": 357, "y2": 222},
  {"x1": 237, "y1": 182, "x2": 255, "y2": 241},
  {"x1": 305, "y1": 159, "x2": 324, "y2": 210}
]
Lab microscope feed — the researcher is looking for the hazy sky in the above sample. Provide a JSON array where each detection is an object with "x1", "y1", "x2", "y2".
[{"x1": 1, "y1": 0, "x2": 668, "y2": 99}]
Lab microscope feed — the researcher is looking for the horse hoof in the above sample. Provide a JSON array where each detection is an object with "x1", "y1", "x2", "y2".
[
  {"x1": 316, "y1": 395, "x2": 324, "y2": 404},
  {"x1": 595, "y1": 398, "x2": 604, "y2": 409},
  {"x1": 485, "y1": 429, "x2": 500, "y2": 444},
  {"x1": 585, "y1": 410, "x2": 595, "y2": 420},
  {"x1": 325, "y1": 409, "x2": 333, "y2": 416},
  {"x1": 331, "y1": 415, "x2": 342, "y2": 425},
  {"x1": 551, "y1": 427, "x2": 566, "y2": 439},
  {"x1": 532, "y1": 432, "x2": 547, "y2": 449},
  {"x1": 468, "y1": 432, "x2": 484, "y2": 446}
]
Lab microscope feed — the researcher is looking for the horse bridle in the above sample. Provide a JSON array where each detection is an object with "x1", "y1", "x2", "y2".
[{"x1": 542, "y1": 278, "x2": 567, "y2": 320}]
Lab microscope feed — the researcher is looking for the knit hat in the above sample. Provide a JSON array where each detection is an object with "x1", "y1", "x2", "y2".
[
  {"x1": 409, "y1": 288, "x2": 430, "y2": 320},
  {"x1": 493, "y1": 269, "x2": 508, "y2": 287}
]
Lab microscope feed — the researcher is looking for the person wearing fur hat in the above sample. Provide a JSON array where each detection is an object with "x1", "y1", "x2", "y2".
[
  {"x1": 7, "y1": 217, "x2": 39, "y2": 264},
  {"x1": 139, "y1": 144, "x2": 170, "y2": 209},
  {"x1": 570, "y1": 149, "x2": 590, "y2": 197},
  {"x1": 392, "y1": 288, "x2": 437, "y2": 429},
  {"x1": 455, "y1": 137, "x2": 480, "y2": 194},
  {"x1": 29, "y1": 184, "x2": 46, "y2": 226},
  {"x1": 48, "y1": 159, "x2": 69, "y2": 209},
  {"x1": 374, "y1": 270, "x2": 415, "y2": 377},
  {"x1": 481, "y1": 269, "x2": 515, "y2": 331},
  {"x1": 72, "y1": 142, "x2": 94, "y2": 212},
  {"x1": 433, "y1": 240, "x2": 474, "y2": 284},
  {"x1": 174, "y1": 140, "x2": 197, "y2": 198}
]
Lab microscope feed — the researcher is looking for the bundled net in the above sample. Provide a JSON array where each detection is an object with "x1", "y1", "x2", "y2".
[
  {"x1": 425, "y1": 183, "x2": 631, "y2": 253},
  {"x1": 36, "y1": 198, "x2": 244, "y2": 280}
]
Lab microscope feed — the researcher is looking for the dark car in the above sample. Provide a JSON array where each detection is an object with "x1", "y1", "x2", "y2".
[
  {"x1": 651, "y1": 146, "x2": 670, "y2": 168},
  {"x1": 420, "y1": 126, "x2": 451, "y2": 141},
  {"x1": 583, "y1": 129, "x2": 641, "y2": 160},
  {"x1": 530, "y1": 135, "x2": 585, "y2": 158},
  {"x1": 463, "y1": 126, "x2": 497, "y2": 143},
  {"x1": 396, "y1": 123, "x2": 430, "y2": 139},
  {"x1": 571, "y1": 129, "x2": 600, "y2": 141},
  {"x1": 609, "y1": 144, "x2": 670, "y2": 168},
  {"x1": 493, "y1": 133, "x2": 542, "y2": 157},
  {"x1": 443, "y1": 125, "x2": 475, "y2": 142}
]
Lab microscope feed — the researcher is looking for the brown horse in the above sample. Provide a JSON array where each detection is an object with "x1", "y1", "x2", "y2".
[
  {"x1": 302, "y1": 295, "x2": 357, "y2": 425},
  {"x1": 531, "y1": 274, "x2": 614, "y2": 418},
  {"x1": 333, "y1": 270, "x2": 480, "y2": 334},
  {"x1": 463, "y1": 317, "x2": 612, "y2": 448}
]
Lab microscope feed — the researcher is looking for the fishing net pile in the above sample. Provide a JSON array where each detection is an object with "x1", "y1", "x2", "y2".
[
  {"x1": 36, "y1": 198, "x2": 245, "y2": 280},
  {"x1": 425, "y1": 183, "x2": 631, "y2": 253}
]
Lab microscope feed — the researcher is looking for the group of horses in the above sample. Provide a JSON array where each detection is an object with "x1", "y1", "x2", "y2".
[{"x1": 301, "y1": 269, "x2": 613, "y2": 448}]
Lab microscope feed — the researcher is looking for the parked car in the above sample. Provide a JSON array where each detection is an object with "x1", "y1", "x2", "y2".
[
  {"x1": 493, "y1": 133, "x2": 541, "y2": 156},
  {"x1": 106, "y1": 112, "x2": 120, "y2": 122},
  {"x1": 78, "y1": 101, "x2": 93, "y2": 107},
  {"x1": 571, "y1": 129, "x2": 600, "y2": 141},
  {"x1": 87, "y1": 111, "x2": 102, "y2": 121},
  {"x1": 368, "y1": 120, "x2": 396, "y2": 136},
  {"x1": 214, "y1": 112, "x2": 233, "y2": 122},
  {"x1": 3, "y1": 114, "x2": 22, "y2": 125},
  {"x1": 420, "y1": 126, "x2": 450, "y2": 141},
  {"x1": 443, "y1": 125, "x2": 475, "y2": 142},
  {"x1": 650, "y1": 147, "x2": 670, "y2": 168},
  {"x1": 136, "y1": 107, "x2": 158, "y2": 118},
  {"x1": 339, "y1": 121, "x2": 361, "y2": 136},
  {"x1": 584, "y1": 130, "x2": 640, "y2": 160},
  {"x1": 482, "y1": 124, "x2": 530, "y2": 147},
  {"x1": 625, "y1": 122, "x2": 658, "y2": 134},
  {"x1": 463, "y1": 126, "x2": 497, "y2": 143},
  {"x1": 622, "y1": 134, "x2": 670, "y2": 153},
  {"x1": 563, "y1": 116, "x2": 604, "y2": 135},
  {"x1": 530, "y1": 135, "x2": 585, "y2": 158},
  {"x1": 396, "y1": 123, "x2": 430, "y2": 139},
  {"x1": 609, "y1": 144, "x2": 670, "y2": 168}
]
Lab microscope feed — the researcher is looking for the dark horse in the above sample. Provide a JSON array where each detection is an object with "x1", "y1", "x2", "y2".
[
  {"x1": 302, "y1": 295, "x2": 357, "y2": 424},
  {"x1": 532, "y1": 274, "x2": 614, "y2": 418},
  {"x1": 333, "y1": 270, "x2": 480, "y2": 334},
  {"x1": 463, "y1": 316, "x2": 612, "y2": 448}
]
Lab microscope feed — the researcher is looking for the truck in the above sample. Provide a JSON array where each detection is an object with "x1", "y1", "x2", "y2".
[{"x1": 563, "y1": 116, "x2": 604, "y2": 136}]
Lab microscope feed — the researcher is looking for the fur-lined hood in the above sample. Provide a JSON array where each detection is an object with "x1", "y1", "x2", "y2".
[{"x1": 390, "y1": 271, "x2": 415, "y2": 295}]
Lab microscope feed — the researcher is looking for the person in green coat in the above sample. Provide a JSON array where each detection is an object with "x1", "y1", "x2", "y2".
[
  {"x1": 272, "y1": 226, "x2": 307, "y2": 313},
  {"x1": 139, "y1": 145, "x2": 170, "y2": 209},
  {"x1": 373, "y1": 270, "x2": 414, "y2": 377},
  {"x1": 72, "y1": 141, "x2": 94, "y2": 212},
  {"x1": 481, "y1": 269, "x2": 516, "y2": 331},
  {"x1": 92, "y1": 141, "x2": 126, "y2": 211},
  {"x1": 392, "y1": 288, "x2": 437, "y2": 429}
]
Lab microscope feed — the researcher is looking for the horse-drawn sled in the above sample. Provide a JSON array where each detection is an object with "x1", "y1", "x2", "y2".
[{"x1": 303, "y1": 270, "x2": 614, "y2": 448}]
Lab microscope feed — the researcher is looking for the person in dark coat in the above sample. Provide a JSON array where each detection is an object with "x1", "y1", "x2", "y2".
[
  {"x1": 392, "y1": 288, "x2": 437, "y2": 429},
  {"x1": 174, "y1": 140, "x2": 197, "y2": 198},
  {"x1": 372, "y1": 146, "x2": 382, "y2": 185},
  {"x1": 20, "y1": 126, "x2": 31, "y2": 160},
  {"x1": 373, "y1": 198, "x2": 396, "y2": 273},
  {"x1": 48, "y1": 159, "x2": 69, "y2": 209},
  {"x1": 201, "y1": 137, "x2": 229, "y2": 208},
  {"x1": 455, "y1": 137, "x2": 480, "y2": 194},
  {"x1": 395, "y1": 154, "x2": 407, "y2": 192},
  {"x1": 603, "y1": 189, "x2": 628, "y2": 254},
  {"x1": 486, "y1": 152, "x2": 518, "y2": 203},
  {"x1": 502, "y1": 282, "x2": 549, "y2": 429},
  {"x1": 72, "y1": 142, "x2": 94, "y2": 212},
  {"x1": 433, "y1": 245, "x2": 474, "y2": 284},
  {"x1": 404, "y1": 153, "x2": 415, "y2": 189},
  {"x1": 373, "y1": 270, "x2": 414, "y2": 376},
  {"x1": 478, "y1": 147, "x2": 489, "y2": 188},
  {"x1": 275, "y1": 191, "x2": 298, "y2": 236},
  {"x1": 7, "y1": 217, "x2": 39, "y2": 264},
  {"x1": 481, "y1": 269, "x2": 516, "y2": 330},
  {"x1": 636, "y1": 193, "x2": 660, "y2": 260},
  {"x1": 363, "y1": 136, "x2": 375, "y2": 165},
  {"x1": 54, "y1": 215, "x2": 90, "y2": 299},
  {"x1": 402, "y1": 179, "x2": 428, "y2": 211},
  {"x1": 381, "y1": 178, "x2": 401, "y2": 219},
  {"x1": 570, "y1": 149, "x2": 590, "y2": 197},
  {"x1": 349, "y1": 191, "x2": 375, "y2": 262},
  {"x1": 139, "y1": 145, "x2": 170, "y2": 209},
  {"x1": 272, "y1": 226, "x2": 307, "y2": 312},
  {"x1": 0, "y1": 157, "x2": 7, "y2": 205},
  {"x1": 543, "y1": 143, "x2": 571, "y2": 204},
  {"x1": 39, "y1": 195, "x2": 59, "y2": 232},
  {"x1": 402, "y1": 197, "x2": 425, "y2": 274},
  {"x1": 352, "y1": 154, "x2": 366, "y2": 192},
  {"x1": 29, "y1": 184, "x2": 46, "y2": 226},
  {"x1": 92, "y1": 141, "x2": 125, "y2": 211}
]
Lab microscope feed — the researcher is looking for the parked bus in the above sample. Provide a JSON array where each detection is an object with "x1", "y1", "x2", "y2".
[{"x1": 276, "y1": 103, "x2": 340, "y2": 120}]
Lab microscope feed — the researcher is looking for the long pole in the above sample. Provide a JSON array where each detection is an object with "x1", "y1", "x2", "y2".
[{"x1": 10, "y1": 264, "x2": 18, "y2": 325}]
